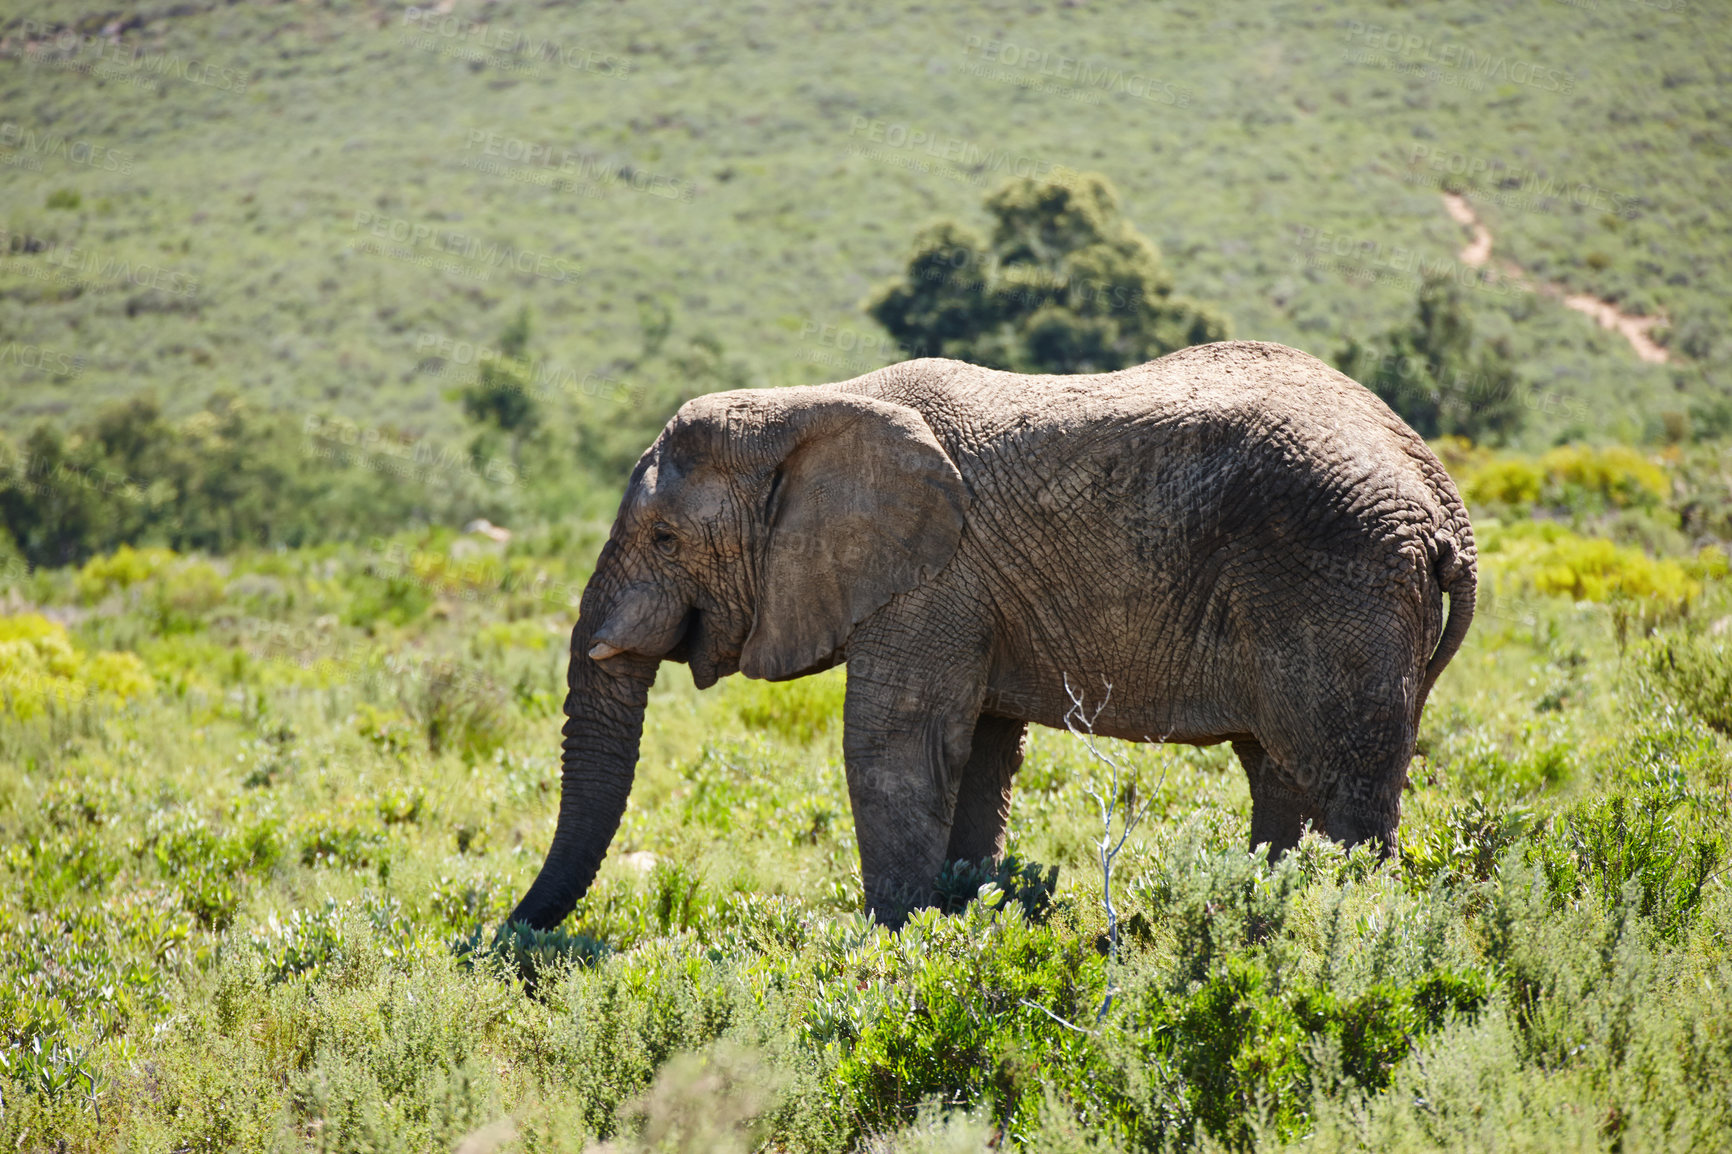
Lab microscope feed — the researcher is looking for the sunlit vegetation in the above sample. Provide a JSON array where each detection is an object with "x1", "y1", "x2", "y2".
[
  {"x1": 3, "y1": 0, "x2": 1730, "y2": 1148},
  {"x1": 5, "y1": 439, "x2": 1732, "y2": 1148}
]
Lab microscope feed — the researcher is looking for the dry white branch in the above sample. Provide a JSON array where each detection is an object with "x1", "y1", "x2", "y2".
[{"x1": 1062, "y1": 673, "x2": 1163, "y2": 1021}]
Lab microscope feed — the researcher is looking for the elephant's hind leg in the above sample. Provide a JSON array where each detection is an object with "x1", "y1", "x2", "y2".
[
  {"x1": 945, "y1": 716, "x2": 1027, "y2": 866},
  {"x1": 1272, "y1": 683, "x2": 1418, "y2": 857},
  {"x1": 1234, "y1": 738, "x2": 1319, "y2": 858}
]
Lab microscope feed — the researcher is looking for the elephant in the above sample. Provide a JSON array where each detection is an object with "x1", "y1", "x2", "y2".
[{"x1": 508, "y1": 340, "x2": 1476, "y2": 930}]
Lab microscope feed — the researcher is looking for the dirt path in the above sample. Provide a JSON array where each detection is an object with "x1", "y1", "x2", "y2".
[
  {"x1": 1442, "y1": 193, "x2": 1493, "y2": 268},
  {"x1": 1440, "y1": 192, "x2": 1669, "y2": 365}
]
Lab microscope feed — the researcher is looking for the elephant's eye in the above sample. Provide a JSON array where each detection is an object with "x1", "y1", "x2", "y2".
[{"x1": 651, "y1": 523, "x2": 679, "y2": 557}]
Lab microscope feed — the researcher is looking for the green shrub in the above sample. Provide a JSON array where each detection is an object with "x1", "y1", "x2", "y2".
[
  {"x1": 728, "y1": 668, "x2": 846, "y2": 744},
  {"x1": 431, "y1": 872, "x2": 511, "y2": 932},
  {"x1": 1529, "y1": 792, "x2": 1723, "y2": 941},
  {"x1": 1335, "y1": 277, "x2": 1524, "y2": 444},
  {"x1": 4, "y1": 830, "x2": 122, "y2": 909},
  {"x1": 460, "y1": 922, "x2": 609, "y2": 986},
  {"x1": 831, "y1": 902, "x2": 1101, "y2": 1139},
  {"x1": 932, "y1": 855, "x2": 1059, "y2": 923},
  {"x1": 1404, "y1": 794, "x2": 1539, "y2": 884},
  {"x1": 1132, "y1": 836, "x2": 1308, "y2": 984},
  {"x1": 375, "y1": 786, "x2": 425, "y2": 826},
  {"x1": 0, "y1": 394, "x2": 491, "y2": 569},
  {"x1": 1639, "y1": 633, "x2": 1732, "y2": 735},
  {"x1": 141, "y1": 810, "x2": 283, "y2": 929},
  {"x1": 353, "y1": 702, "x2": 418, "y2": 756},
  {"x1": 342, "y1": 573, "x2": 433, "y2": 630},
  {"x1": 400, "y1": 659, "x2": 512, "y2": 761},
  {"x1": 1111, "y1": 959, "x2": 1490, "y2": 1150},
  {"x1": 294, "y1": 812, "x2": 386, "y2": 872}
]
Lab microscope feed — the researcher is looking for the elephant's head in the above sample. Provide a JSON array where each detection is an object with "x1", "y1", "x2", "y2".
[{"x1": 507, "y1": 385, "x2": 969, "y2": 930}]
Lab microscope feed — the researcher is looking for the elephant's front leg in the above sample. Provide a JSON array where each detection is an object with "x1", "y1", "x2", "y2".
[
  {"x1": 842, "y1": 643, "x2": 988, "y2": 926},
  {"x1": 945, "y1": 716, "x2": 1026, "y2": 866}
]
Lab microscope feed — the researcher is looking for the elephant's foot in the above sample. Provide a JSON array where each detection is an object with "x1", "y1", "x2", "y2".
[{"x1": 1234, "y1": 739, "x2": 1320, "y2": 858}]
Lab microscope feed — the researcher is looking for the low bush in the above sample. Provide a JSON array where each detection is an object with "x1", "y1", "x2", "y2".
[
  {"x1": 1480, "y1": 521, "x2": 1698, "y2": 609},
  {"x1": 1, "y1": 523, "x2": 1728, "y2": 1151},
  {"x1": 728, "y1": 668, "x2": 847, "y2": 744},
  {"x1": 1639, "y1": 632, "x2": 1732, "y2": 735},
  {"x1": 0, "y1": 613, "x2": 153, "y2": 718},
  {"x1": 1529, "y1": 791, "x2": 1723, "y2": 941}
]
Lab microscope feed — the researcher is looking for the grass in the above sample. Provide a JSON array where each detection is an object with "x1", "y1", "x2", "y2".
[
  {"x1": 1, "y1": 0, "x2": 1727, "y2": 455},
  {"x1": 3, "y1": 469, "x2": 1732, "y2": 1149}
]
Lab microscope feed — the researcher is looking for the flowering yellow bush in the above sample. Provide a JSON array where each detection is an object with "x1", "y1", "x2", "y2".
[
  {"x1": 0, "y1": 613, "x2": 153, "y2": 717},
  {"x1": 1538, "y1": 445, "x2": 1668, "y2": 507},
  {"x1": 1688, "y1": 546, "x2": 1731, "y2": 582},
  {"x1": 1448, "y1": 444, "x2": 1669, "y2": 511},
  {"x1": 406, "y1": 544, "x2": 505, "y2": 598},
  {"x1": 76, "y1": 545, "x2": 178, "y2": 603},
  {"x1": 1481, "y1": 523, "x2": 1698, "y2": 607},
  {"x1": 1464, "y1": 458, "x2": 1543, "y2": 507}
]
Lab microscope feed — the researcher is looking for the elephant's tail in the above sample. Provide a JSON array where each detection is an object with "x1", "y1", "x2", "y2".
[{"x1": 1416, "y1": 527, "x2": 1476, "y2": 719}]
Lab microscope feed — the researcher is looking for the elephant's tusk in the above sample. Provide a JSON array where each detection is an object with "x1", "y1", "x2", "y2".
[{"x1": 588, "y1": 641, "x2": 625, "y2": 661}]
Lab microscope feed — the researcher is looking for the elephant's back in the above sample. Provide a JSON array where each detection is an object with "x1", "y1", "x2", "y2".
[
  {"x1": 866, "y1": 341, "x2": 1427, "y2": 454},
  {"x1": 868, "y1": 342, "x2": 1451, "y2": 524},
  {"x1": 871, "y1": 342, "x2": 1460, "y2": 620}
]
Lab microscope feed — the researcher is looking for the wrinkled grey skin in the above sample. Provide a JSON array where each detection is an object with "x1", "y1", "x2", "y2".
[{"x1": 509, "y1": 341, "x2": 1476, "y2": 929}]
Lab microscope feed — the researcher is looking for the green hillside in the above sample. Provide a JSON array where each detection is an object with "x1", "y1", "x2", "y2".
[{"x1": 3, "y1": 0, "x2": 1727, "y2": 462}]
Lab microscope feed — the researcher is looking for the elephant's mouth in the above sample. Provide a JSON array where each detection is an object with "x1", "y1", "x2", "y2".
[
  {"x1": 675, "y1": 606, "x2": 744, "y2": 689},
  {"x1": 661, "y1": 606, "x2": 700, "y2": 664}
]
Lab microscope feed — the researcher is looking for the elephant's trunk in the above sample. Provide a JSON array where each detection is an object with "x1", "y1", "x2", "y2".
[{"x1": 508, "y1": 549, "x2": 662, "y2": 931}]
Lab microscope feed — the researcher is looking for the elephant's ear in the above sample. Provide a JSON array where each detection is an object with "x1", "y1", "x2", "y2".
[{"x1": 739, "y1": 394, "x2": 968, "y2": 681}]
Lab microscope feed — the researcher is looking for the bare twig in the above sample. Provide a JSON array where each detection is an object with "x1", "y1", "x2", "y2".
[
  {"x1": 1018, "y1": 997, "x2": 1097, "y2": 1035},
  {"x1": 1062, "y1": 674, "x2": 1164, "y2": 1021}
]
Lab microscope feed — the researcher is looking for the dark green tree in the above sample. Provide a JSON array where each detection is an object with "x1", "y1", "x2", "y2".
[
  {"x1": 461, "y1": 307, "x2": 541, "y2": 436},
  {"x1": 461, "y1": 308, "x2": 544, "y2": 483},
  {"x1": 1334, "y1": 278, "x2": 1525, "y2": 444},
  {"x1": 0, "y1": 392, "x2": 485, "y2": 567},
  {"x1": 866, "y1": 169, "x2": 1230, "y2": 373}
]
